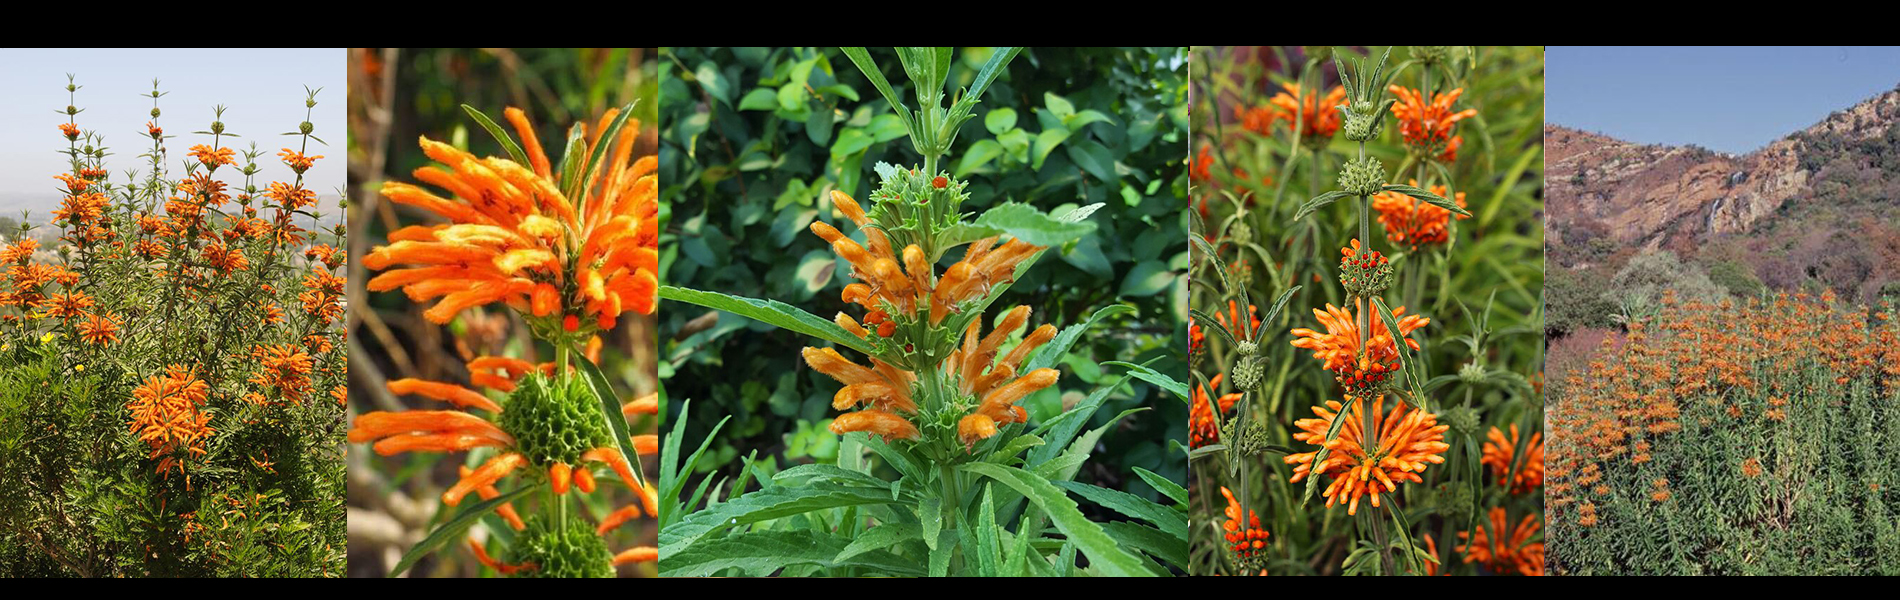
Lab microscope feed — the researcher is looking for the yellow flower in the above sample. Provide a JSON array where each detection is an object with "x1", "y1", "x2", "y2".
[
  {"x1": 75, "y1": 364, "x2": 85, "y2": 372},
  {"x1": 40, "y1": 332, "x2": 55, "y2": 344}
]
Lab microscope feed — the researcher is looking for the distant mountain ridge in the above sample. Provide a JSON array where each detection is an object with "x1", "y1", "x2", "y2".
[{"x1": 1548, "y1": 86, "x2": 1900, "y2": 255}]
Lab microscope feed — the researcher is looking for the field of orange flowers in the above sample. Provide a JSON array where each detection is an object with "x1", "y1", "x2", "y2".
[
  {"x1": 1547, "y1": 290, "x2": 1900, "y2": 574},
  {"x1": 0, "y1": 76, "x2": 346, "y2": 576},
  {"x1": 1189, "y1": 46, "x2": 1545, "y2": 576}
]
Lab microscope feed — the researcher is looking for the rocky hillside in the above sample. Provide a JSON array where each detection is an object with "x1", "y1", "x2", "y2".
[{"x1": 1548, "y1": 87, "x2": 1900, "y2": 261}]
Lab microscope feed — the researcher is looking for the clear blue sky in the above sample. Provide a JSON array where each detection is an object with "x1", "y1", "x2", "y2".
[
  {"x1": 0, "y1": 48, "x2": 345, "y2": 217},
  {"x1": 1548, "y1": 46, "x2": 1900, "y2": 154}
]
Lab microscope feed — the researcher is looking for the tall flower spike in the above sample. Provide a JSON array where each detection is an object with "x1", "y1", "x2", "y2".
[{"x1": 364, "y1": 107, "x2": 658, "y2": 334}]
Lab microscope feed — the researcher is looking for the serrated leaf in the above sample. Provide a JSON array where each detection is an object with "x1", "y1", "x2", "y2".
[
  {"x1": 657, "y1": 483, "x2": 902, "y2": 556},
  {"x1": 574, "y1": 353, "x2": 647, "y2": 491},
  {"x1": 1293, "y1": 190, "x2": 1355, "y2": 222},
  {"x1": 662, "y1": 530, "x2": 923, "y2": 577},
  {"x1": 959, "y1": 463, "x2": 1150, "y2": 576},
  {"x1": 1132, "y1": 466, "x2": 1187, "y2": 505},
  {"x1": 660, "y1": 286, "x2": 876, "y2": 357},
  {"x1": 1052, "y1": 480, "x2": 1187, "y2": 539},
  {"x1": 833, "y1": 522, "x2": 922, "y2": 563},
  {"x1": 1380, "y1": 183, "x2": 1471, "y2": 217}
]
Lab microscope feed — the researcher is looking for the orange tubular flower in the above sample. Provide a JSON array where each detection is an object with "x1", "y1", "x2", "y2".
[
  {"x1": 1267, "y1": 83, "x2": 1346, "y2": 140},
  {"x1": 364, "y1": 106, "x2": 658, "y2": 332},
  {"x1": 77, "y1": 310, "x2": 120, "y2": 346},
  {"x1": 1220, "y1": 486, "x2": 1270, "y2": 561},
  {"x1": 1458, "y1": 507, "x2": 1545, "y2": 576},
  {"x1": 1191, "y1": 373, "x2": 1241, "y2": 449},
  {"x1": 1285, "y1": 395, "x2": 1449, "y2": 515},
  {"x1": 187, "y1": 144, "x2": 236, "y2": 170},
  {"x1": 1370, "y1": 180, "x2": 1468, "y2": 250},
  {"x1": 1480, "y1": 424, "x2": 1544, "y2": 494},
  {"x1": 1387, "y1": 85, "x2": 1478, "y2": 163},
  {"x1": 1289, "y1": 299, "x2": 1428, "y2": 393},
  {"x1": 127, "y1": 365, "x2": 214, "y2": 478},
  {"x1": 249, "y1": 344, "x2": 314, "y2": 405}
]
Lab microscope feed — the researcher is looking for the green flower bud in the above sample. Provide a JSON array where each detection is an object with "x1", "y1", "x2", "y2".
[
  {"x1": 506, "y1": 516, "x2": 615, "y2": 578},
  {"x1": 66, "y1": 105, "x2": 77, "y2": 115},
  {"x1": 151, "y1": 107, "x2": 161, "y2": 118},
  {"x1": 1232, "y1": 342, "x2": 1265, "y2": 391},
  {"x1": 300, "y1": 121, "x2": 314, "y2": 134},
  {"x1": 498, "y1": 373, "x2": 614, "y2": 468},
  {"x1": 1444, "y1": 405, "x2": 1480, "y2": 438},
  {"x1": 1338, "y1": 156, "x2": 1386, "y2": 197},
  {"x1": 210, "y1": 121, "x2": 224, "y2": 134},
  {"x1": 1410, "y1": 46, "x2": 1453, "y2": 66},
  {"x1": 1458, "y1": 362, "x2": 1486, "y2": 384}
]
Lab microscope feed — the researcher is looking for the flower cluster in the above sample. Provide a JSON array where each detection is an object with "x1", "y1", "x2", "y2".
[{"x1": 1284, "y1": 395, "x2": 1449, "y2": 515}]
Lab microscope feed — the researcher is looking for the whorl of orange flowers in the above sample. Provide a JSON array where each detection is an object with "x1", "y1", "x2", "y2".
[
  {"x1": 1480, "y1": 424, "x2": 1544, "y2": 495},
  {"x1": 248, "y1": 344, "x2": 315, "y2": 405},
  {"x1": 1289, "y1": 299, "x2": 1427, "y2": 393},
  {"x1": 348, "y1": 358, "x2": 660, "y2": 523},
  {"x1": 1238, "y1": 83, "x2": 1346, "y2": 141},
  {"x1": 77, "y1": 310, "x2": 120, "y2": 346},
  {"x1": 127, "y1": 365, "x2": 214, "y2": 479},
  {"x1": 1220, "y1": 486, "x2": 1269, "y2": 560},
  {"x1": 805, "y1": 189, "x2": 1057, "y2": 449},
  {"x1": 818, "y1": 190, "x2": 1042, "y2": 328},
  {"x1": 1285, "y1": 395, "x2": 1448, "y2": 515},
  {"x1": 1370, "y1": 181, "x2": 1468, "y2": 250},
  {"x1": 1387, "y1": 85, "x2": 1477, "y2": 163},
  {"x1": 186, "y1": 144, "x2": 235, "y2": 170},
  {"x1": 1458, "y1": 507, "x2": 1545, "y2": 576},
  {"x1": 1190, "y1": 373, "x2": 1240, "y2": 449},
  {"x1": 364, "y1": 107, "x2": 659, "y2": 332}
]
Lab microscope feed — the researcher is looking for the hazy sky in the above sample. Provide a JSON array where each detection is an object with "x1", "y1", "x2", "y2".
[
  {"x1": 0, "y1": 48, "x2": 345, "y2": 217},
  {"x1": 1548, "y1": 46, "x2": 1900, "y2": 154}
]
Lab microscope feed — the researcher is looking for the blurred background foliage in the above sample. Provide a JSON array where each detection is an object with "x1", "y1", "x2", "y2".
[
  {"x1": 658, "y1": 47, "x2": 1190, "y2": 505},
  {"x1": 346, "y1": 48, "x2": 659, "y2": 577},
  {"x1": 1188, "y1": 46, "x2": 1545, "y2": 575}
]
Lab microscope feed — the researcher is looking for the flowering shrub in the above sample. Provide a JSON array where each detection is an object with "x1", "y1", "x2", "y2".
[
  {"x1": 657, "y1": 47, "x2": 1188, "y2": 576},
  {"x1": 1188, "y1": 46, "x2": 1544, "y2": 575},
  {"x1": 0, "y1": 76, "x2": 345, "y2": 576},
  {"x1": 1547, "y1": 291, "x2": 1900, "y2": 574}
]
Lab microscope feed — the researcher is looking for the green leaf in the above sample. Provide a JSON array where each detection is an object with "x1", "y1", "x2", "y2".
[
  {"x1": 956, "y1": 139, "x2": 1005, "y2": 177},
  {"x1": 928, "y1": 529, "x2": 956, "y2": 576},
  {"x1": 985, "y1": 107, "x2": 1018, "y2": 135},
  {"x1": 662, "y1": 530, "x2": 923, "y2": 577},
  {"x1": 1117, "y1": 260, "x2": 1175, "y2": 297},
  {"x1": 387, "y1": 486, "x2": 535, "y2": 578},
  {"x1": 1133, "y1": 467, "x2": 1188, "y2": 505},
  {"x1": 1031, "y1": 128, "x2": 1071, "y2": 171},
  {"x1": 1370, "y1": 297, "x2": 1430, "y2": 411},
  {"x1": 1100, "y1": 521, "x2": 1187, "y2": 570},
  {"x1": 1101, "y1": 360, "x2": 1188, "y2": 402},
  {"x1": 737, "y1": 88, "x2": 779, "y2": 111},
  {"x1": 1025, "y1": 303, "x2": 1134, "y2": 375},
  {"x1": 1380, "y1": 183, "x2": 1471, "y2": 217},
  {"x1": 833, "y1": 522, "x2": 922, "y2": 563},
  {"x1": 959, "y1": 463, "x2": 1150, "y2": 577},
  {"x1": 660, "y1": 286, "x2": 876, "y2": 357},
  {"x1": 964, "y1": 202, "x2": 1097, "y2": 247},
  {"x1": 1052, "y1": 480, "x2": 1187, "y2": 539},
  {"x1": 920, "y1": 497, "x2": 943, "y2": 551},
  {"x1": 458, "y1": 104, "x2": 529, "y2": 168},
  {"x1": 1045, "y1": 92, "x2": 1076, "y2": 120},
  {"x1": 657, "y1": 482, "x2": 902, "y2": 557},
  {"x1": 1293, "y1": 190, "x2": 1355, "y2": 222},
  {"x1": 807, "y1": 105, "x2": 835, "y2": 146},
  {"x1": 1066, "y1": 139, "x2": 1117, "y2": 182},
  {"x1": 839, "y1": 47, "x2": 916, "y2": 142},
  {"x1": 574, "y1": 352, "x2": 646, "y2": 491}
]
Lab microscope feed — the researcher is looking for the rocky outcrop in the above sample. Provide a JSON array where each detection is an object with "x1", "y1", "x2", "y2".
[{"x1": 1549, "y1": 87, "x2": 1900, "y2": 249}]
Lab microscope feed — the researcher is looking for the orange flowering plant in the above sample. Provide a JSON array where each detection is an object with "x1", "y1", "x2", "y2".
[
  {"x1": 1188, "y1": 46, "x2": 1543, "y2": 576},
  {"x1": 0, "y1": 76, "x2": 345, "y2": 576},
  {"x1": 350, "y1": 81, "x2": 661, "y2": 578},
  {"x1": 657, "y1": 47, "x2": 1187, "y2": 577}
]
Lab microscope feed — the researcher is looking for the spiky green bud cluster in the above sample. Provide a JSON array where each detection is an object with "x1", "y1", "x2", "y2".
[
  {"x1": 300, "y1": 121, "x2": 314, "y2": 134},
  {"x1": 1443, "y1": 405, "x2": 1480, "y2": 438},
  {"x1": 1410, "y1": 46, "x2": 1453, "y2": 66},
  {"x1": 1339, "y1": 247, "x2": 1393, "y2": 298},
  {"x1": 1458, "y1": 362, "x2": 1486, "y2": 384},
  {"x1": 210, "y1": 121, "x2": 224, "y2": 134},
  {"x1": 151, "y1": 107, "x2": 161, "y2": 118},
  {"x1": 1232, "y1": 341, "x2": 1264, "y2": 391},
  {"x1": 867, "y1": 162, "x2": 967, "y2": 259},
  {"x1": 1338, "y1": 156, "x2": 1386, "y2": 197},
  {"x1": 1330, "y1": 47, "x2": 1398, "y2": 142},
  {"x1": 506, "y1": 516, "x2": 615, "y2": 578},
  {"x1": 499, "y1": 373, "x2": 613, "y2": 468}
]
